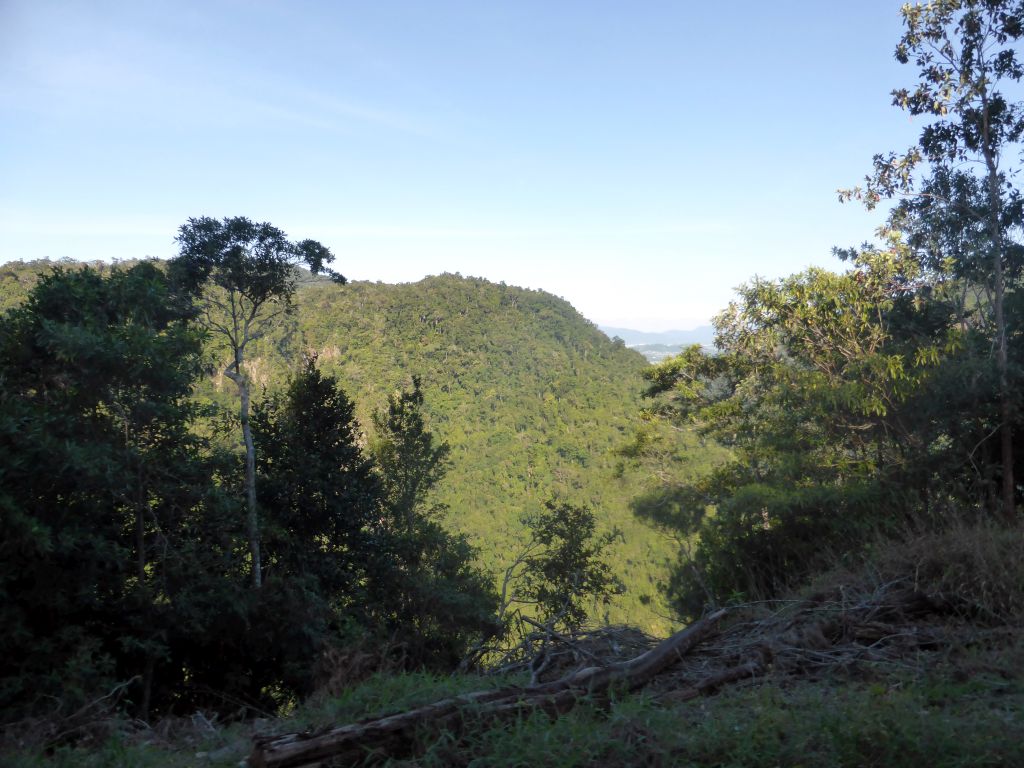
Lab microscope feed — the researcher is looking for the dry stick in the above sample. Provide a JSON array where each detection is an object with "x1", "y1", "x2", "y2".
[
  {"x1": 658, "y1": 657, "x2": 766, "y2": 704},
  {"x1": 519, "y1": 615, "x2": 604, "y2": 665},
  {"x1": 249, "y1": 609, "x2": 727, "y2": 768},
  {"x1": 47, "y1": 676, "x2": 141, "y2": 747}
]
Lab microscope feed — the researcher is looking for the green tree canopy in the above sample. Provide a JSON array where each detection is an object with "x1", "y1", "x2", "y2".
[
  {"x1": 843, "y1": 0, "x2": 1024, "y2": 520},
  {"x1": 171, "y1": 216, "x2": 345, "y2": 588},
  {"x1": 0, "y1": 262, "x2": 219, "y2": 718},
  {"x1": 637, "y1": 245, "x2": 980, "y2": 617}
]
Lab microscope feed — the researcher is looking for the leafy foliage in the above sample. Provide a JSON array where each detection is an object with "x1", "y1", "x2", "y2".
[
  {"x1": 371, "y1": 376, "x2": 451, "y2": 527},
  {"x1": 0, "y1": 262, "x2": 220, "y2": 717},
  {"x1": 508, "y1": 501, "x2": 623, "y2": 632},
  {"x1": 843, "y1": 0, "x2": 1024, "y2": 520},
  {"x1": 365, "y1": 375, "x2": 500, "y2": 669},
  {"x1": 0, "y1": 265, "x2": 500, "y2": 720},
  {"x1": 254, "y1": 358, "x2": 381, "y2": 600},
  {"x1": 170, "y1": 216, "x2": 343, "y2": 301},
  {"x1": 636, "y1": 243, "x2": 1017, "y2": 616}
]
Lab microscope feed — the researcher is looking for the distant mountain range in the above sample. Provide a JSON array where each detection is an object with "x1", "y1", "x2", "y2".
[{"x1": 598, "y1": 325, "x2": 715, "y2": 362}]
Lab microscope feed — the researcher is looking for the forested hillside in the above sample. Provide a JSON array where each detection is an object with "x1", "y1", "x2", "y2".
[
  {"x1": 0, "y1": 260, "x2": 710, "y2": 631},
  {"x1": 293, "y1": 274, "x2": 711, "y2": 629}
]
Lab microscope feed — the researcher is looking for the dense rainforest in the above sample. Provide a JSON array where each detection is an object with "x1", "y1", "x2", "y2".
[
  {"x1": 3, "y1": 2, "x2": 1024, "y2": 766},
  {"x1": 0, "y1": 258, "x2": 711, "y2": 635}
]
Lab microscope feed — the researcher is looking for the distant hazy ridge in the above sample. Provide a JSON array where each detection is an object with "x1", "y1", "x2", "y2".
[{"x1": 599, "y1": 325, "x2": 715, "y2": 362}]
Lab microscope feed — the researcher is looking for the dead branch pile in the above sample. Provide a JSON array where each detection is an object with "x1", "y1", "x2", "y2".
[
  {"x1": 249, "y1": 610, "x2": 725, "y2": 768},
  {"x1": 0, "y1": 678, "x2": 138, "y2": 754},
  {"x1": 485, "y1": 576, "x2": 989, "y2": 699},
  {"x1": 649, "y1": 576, "x2": 985, "y2": 699},
  {"x1": 250, "y1": 576, "x2": 1007, "y2": 767},
  {"x1": 487, "y1": 619, "x2": 661, "y2": 684}
]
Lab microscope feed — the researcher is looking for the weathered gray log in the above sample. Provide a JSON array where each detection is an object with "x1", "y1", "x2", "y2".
[{"x1": 249, "y1": 609, "x2": 726, "y2": 768}]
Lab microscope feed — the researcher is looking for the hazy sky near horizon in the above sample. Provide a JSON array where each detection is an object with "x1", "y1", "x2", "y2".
[{"x1": 1, "y1": 1, "x2": 923, "y2": 330}]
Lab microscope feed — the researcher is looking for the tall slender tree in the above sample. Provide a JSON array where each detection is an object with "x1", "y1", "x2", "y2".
[
  {"x1": 171, "y1": 217, "x2": 344, "y2": 587},
  {"x1": 844, "y1": 0, "x2": 1024, "y2": 521}
]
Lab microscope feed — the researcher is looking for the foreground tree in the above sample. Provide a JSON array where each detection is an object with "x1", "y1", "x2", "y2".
[
  {"x1": 0, "y1": 263, "x2": 215, "y2": 718},
  {"x1": 255, "y1": 358, "x2": 381, "y2": 598},
  {"x1": 253, "y1": 368, "x2": 498, "y2": 677},
  {"x1": 370, "y1": 378, "x2": 499, "y2": 667},
  {"x1": 844, "y1": 0, "x2": 1024, "y2": 520},
  {"x1": 509, "y1": 501, "x2": 622, "y2": 632},
  {"x1": 171, "y1": 217, "x2": 344, "y2": 587},
  {"x1": 637, "y1": 247, "x2": 969, "y2": 616},
  {"x1": 371, "y1": 376, "x2": 451, "y2": 530}
]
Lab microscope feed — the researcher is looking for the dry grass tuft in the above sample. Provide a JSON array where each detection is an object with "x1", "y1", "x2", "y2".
[{"x1": 865, "y1": 520, "x2": 1024, "y2": 624}]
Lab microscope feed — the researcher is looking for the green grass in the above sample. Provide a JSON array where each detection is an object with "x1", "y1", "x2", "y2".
[
  {"x1": 2, "y1": 726, "x2": 250, "y2": 768},
  {"x1": 394, "y1": 674, "x2": 1024, "y2": 768}
]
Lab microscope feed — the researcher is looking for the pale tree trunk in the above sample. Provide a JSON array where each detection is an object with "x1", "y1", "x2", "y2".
[
  {"x1": 991, "y1": 228, "x2": 1015, "y2": 523},
  {"x1": 983, "y1": 96, "x2": 1016, "y2": 524},
  {"x1": 226, "y1": 358, "x2": 261, "y2": 588},
  {"x1": 241, "y1": 380, "x2": 261, "y2": 588}
]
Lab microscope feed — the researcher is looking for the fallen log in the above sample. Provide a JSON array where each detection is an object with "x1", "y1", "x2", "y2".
[{"x1": 249, "y1": 609, "x2": 726, "y2": 768}]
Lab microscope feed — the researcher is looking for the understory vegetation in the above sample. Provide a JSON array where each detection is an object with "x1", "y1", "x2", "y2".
[{"x1": 7, "y1": 520, "x2": 1024, "y2": 767}]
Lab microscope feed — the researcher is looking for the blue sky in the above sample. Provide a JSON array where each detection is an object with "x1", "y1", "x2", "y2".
[{"x1": 1, "y1": 1, "x2": 923, "y2": 330}]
